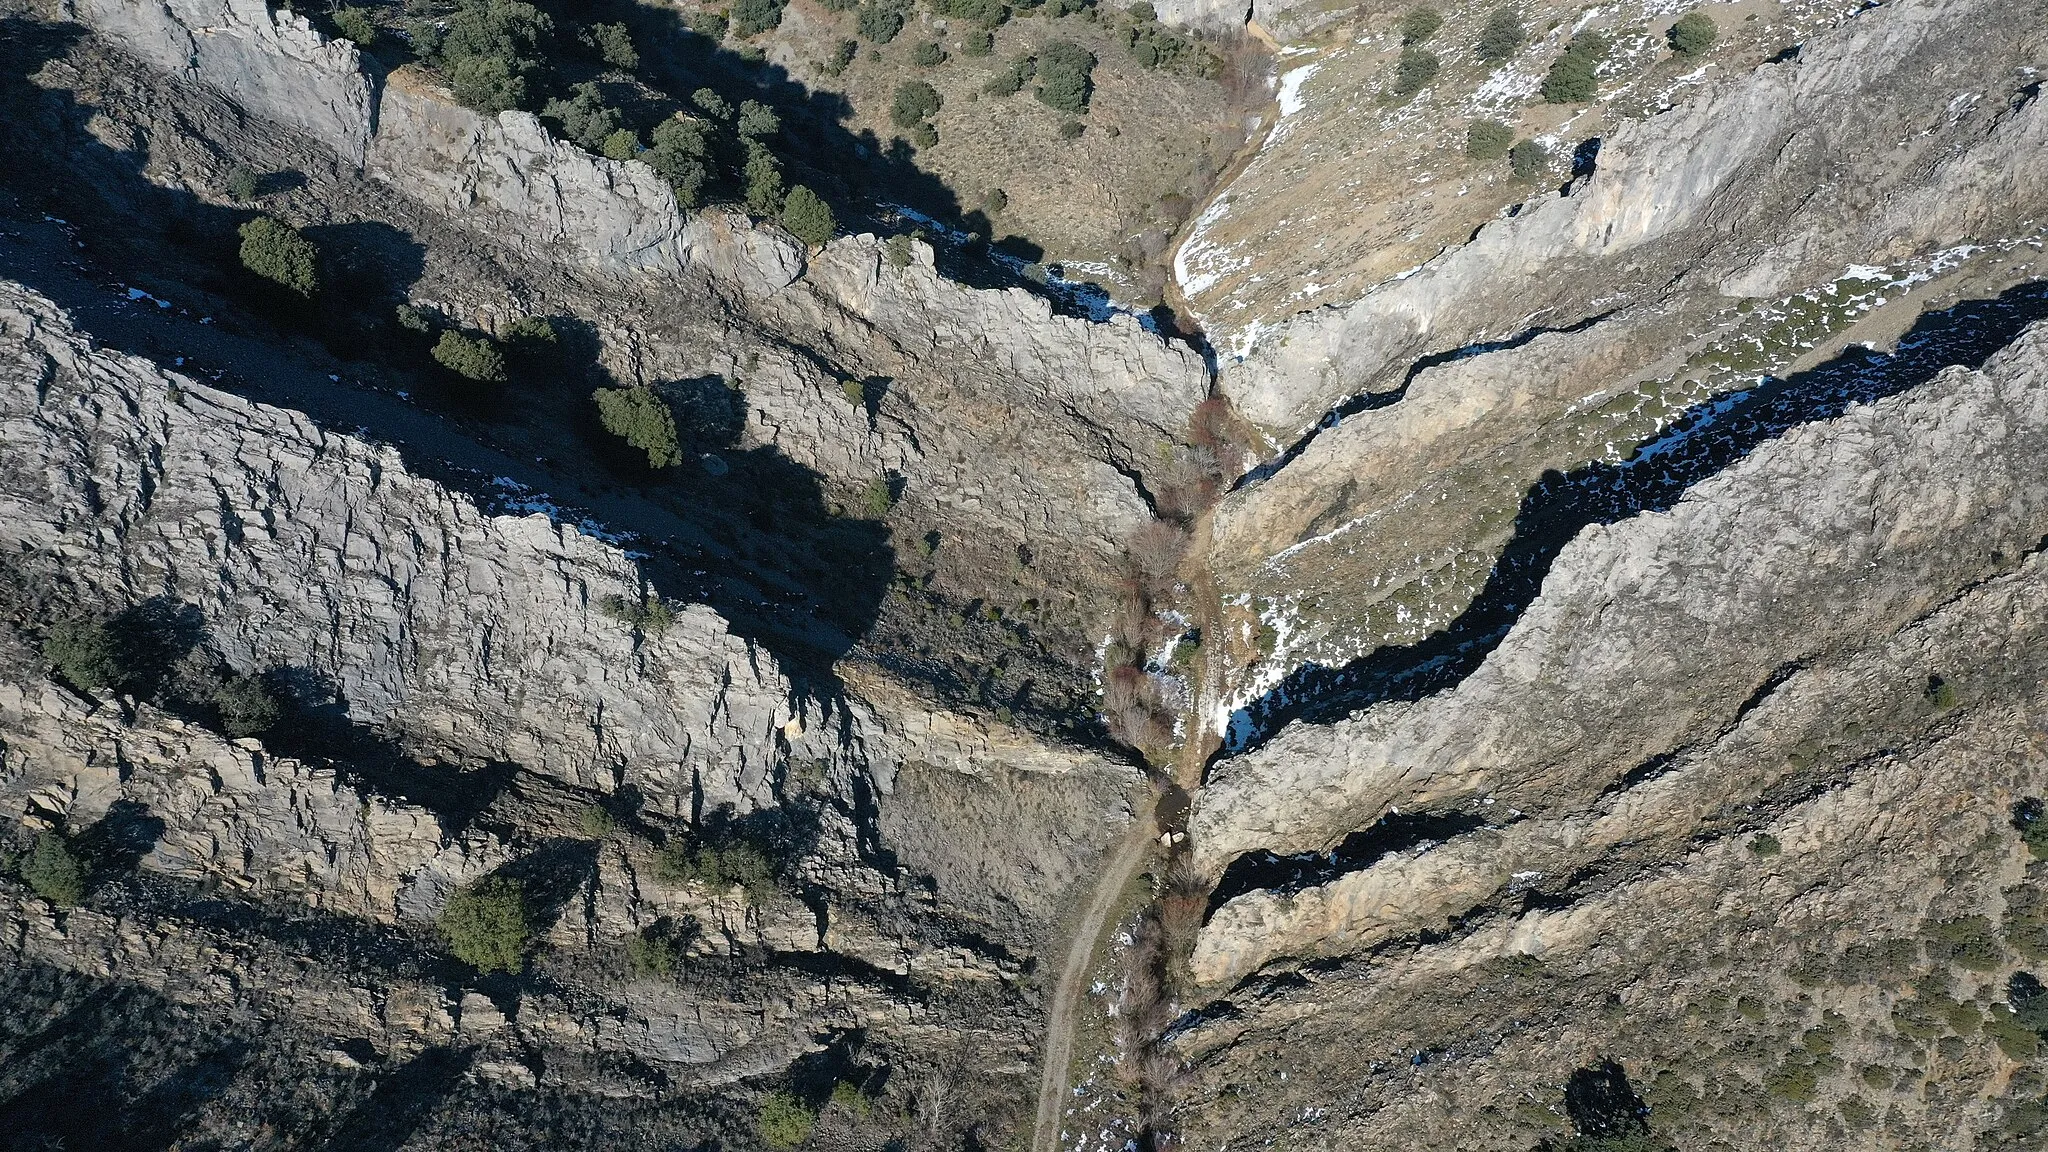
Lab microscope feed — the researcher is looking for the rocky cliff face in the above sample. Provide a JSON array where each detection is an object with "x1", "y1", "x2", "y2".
[
  {"x1": 12, "y1": 0, "x2": 2048, "y2": 1148},
  {"x1": 1186, "y1": 0, "x2": 2048, "y2": 427},
  {"x1": 0, "y1": 274, "x2": 1141, "y2": 1141},
  {"x1": 73, "y1": 0, "x2": 371, "y2": 164}
]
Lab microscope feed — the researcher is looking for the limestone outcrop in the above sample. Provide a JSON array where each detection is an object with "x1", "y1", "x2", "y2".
[
  {"x1": 73, "y1": 0, "x2": 372, "y2": 165},
  {"x1": 1192, "y1": 318, "x2": 2048, "y2": 982},
  {"x1": 1203, "y1": 0, "x2": 2048, "y2": 430}
]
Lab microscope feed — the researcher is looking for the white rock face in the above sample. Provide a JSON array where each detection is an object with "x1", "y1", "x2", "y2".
[
  {"x1": 0, "y1": 682, "x2": 479, "y2": 922},
  {"x1": 0, "y1": 280, "x2": 806, "y2": 815},
  {"x1": 369, "y1": 71, "x2": 757, "y2": 284},
  {"x1": 1215, "y1": 0, "x2": 2048, "y2": 430},
  {"x1": 1189, "y1": 319, "x2": 2048, "y2": 985},
  {"x1": 75, "y1": 0, "x2": 372, "y2": 164},
  {"x1": 1152, "y1": 0, "x2": 1249, "y2": 33}
]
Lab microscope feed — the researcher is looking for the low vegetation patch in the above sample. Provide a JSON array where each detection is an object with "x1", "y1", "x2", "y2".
[
  {"x1": 439, "y1": 875, "x2": 532, "y2": 973},
  {"x1": 238, "y1": 216, "x2": 319, "y2": 296}
]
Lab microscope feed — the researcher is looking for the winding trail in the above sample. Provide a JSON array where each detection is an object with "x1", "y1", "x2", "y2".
[
  {"x1": 1030, "y1": 507, "x2": 1228, "y2": 1152},
  {"x1": 1031, "y1": 818, "x2": 1157, "y2": 1152}
]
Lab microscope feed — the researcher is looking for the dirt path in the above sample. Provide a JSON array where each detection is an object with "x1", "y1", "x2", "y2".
[
  {"x1": 1031, "y1": 816, "x2": 1156, "y2": 1152},
  {"x1": 1029, "y1": 507, "x2": 1227, "y2": 1152}
]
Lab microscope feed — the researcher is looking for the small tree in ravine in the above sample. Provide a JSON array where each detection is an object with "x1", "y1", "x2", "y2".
[
  {"x1": 758, "y1": 1091, "x2": 817, "y2": 1149},
  {"x1": 782, "y1": 185, "x2": 836, "y2": 247},
  {"x1": 21, "y1": 831, "x2": 87, "y2": 907},
  {"x1": 43, "y1": 616, "x2": 125, "y2": 691},
  {"x1": 239, "y1": 216, "x2": 318, "y2": 296},
  {"x1": 215, "y1": 673, "x2": 281, "y2": 737},
  {"x1": 593, "y1": 386, "x2": 684, "y2": 468},
  {"x1": 1668, "y1": 11, "x2": 1716, "y2": 56},
  {"x1": 439, "y1": 875, "x2": 531, "y2": 973},
  {"x1": 432, "y1": 331, "x2": 507, "y2": 383}
]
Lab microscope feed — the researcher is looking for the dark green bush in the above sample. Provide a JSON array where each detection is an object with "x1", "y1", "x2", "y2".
[
  {"x1": 1924, "y1": 914, "x2": 2003, "y2": 972},
  {"x1": 734, "y1": 0, "x2": 787, "y2": 36},
  {"x1": 821, "y1": 0, "x2": 860, "y2": 11},
  {"x1": 962, "y1": 26, "x2": 994, "y2": 55},
  {"x1": 910, "y1": 121, "x2": 939, "y2": 147},
  {"x1": 913, "y1": 39, "x2": 947, "y2": 66},
  {"x1": 627, "y1": 925, "x2": 684, "y2": 976},
  {"x1": 21, "y1": 832, "x2": 86, "y2": 907},
  {"x1": 450, "y1": 53, "x2": 527, "y2": 114},
  {"x1": 578, "y1": 804, "x2": 617, "y2": 839},
  {"x1": 983, "y1": 186, "x2": 1009, "y2": 216},
  {"x1": 2016, "y1": 800, "x2": 2048, "y2": 862},
  {"x1": 658, "y1": 839, "x2": 778, "y2": 900},
  {"x1": 1542, "y1": 31, "x2": 1607, "y2": 103},
  {"x1": 214, "y1": 673, "x2": 280, "y2": 737},
  {"x1": 858, "y1": 0, "x2": 908, "y2": 43},
  {"x1": 1475, "y1": 5, "x2": 1523, "y2": 61},
  {"x1": 593, "y1": 387, "x2": 683, "y2": 468},
  {"x1": 1397, "y1": 5, "x2": 1441, "y2": 45},
  {"x1": 931, "y1": 0, "x2": 1010, "y2": 25},
  {"x1": 738, "y1": 99, "x2": 781, "y2": 139},
  {"x1": 581, "y1": 21, "x2": 639, "y2": 69},
  {"x1": 1035, "y1": 40, "x2": 1095, "y2": 114},
  {"x1": 689, "y1": 10, "x2": 729, "y2": 38},
  {"x1": 648, "y1": 117, "x2": 712, "y2": 208},
  {"x1": 1509, "y1": 137, "x2": 1549, "y2": 179},
  {"x1": 44, "y1": 616, "x2": 125, "y2": 691},
  {"x1": 395, "y1": 303, "x2": 435, "y2": 333},
  {"x1": 542, "y1": 81, "x2": 624, "y2": 152},
  {"x1": 439, "y1": 875, "x2": 531, "y2": 973},
  {"x1": 863, "y1": 475, "x2": 897, "y2": 516},
  {"x1": 782, "y1": 185, "x2": 836, "y2": 247},
  {"x1": 1748, "y1": 832, "x2": 1782, "y2": 857},
  {"x1": 885, "y1": 233, "x2": 914, "y2": 267},
  {"x1": 1984, "y1": 1002, "x2": 2040, "y2": 1059},
  {"x1": 1391, "y1": 46, "x2": 1440, "y2": 96},
  {"x1": 225, "y1": 165, "x2": 262, "y2": 202},
  {"x1": 239, "y1": 216, "x2": 319, "y2": 296},
  {"x1": 892, "y1": 79, "x2": 943, "y2": 127},
  {"x1": 743, "y1": 141, "x2": 785, "y2": 215},
  {"x1": 1466, "y1": 119, "x2": 1513, "y2": 159},
  {"x1": 432, "y1": 331, "x2": 507, "y2": 383},
  {"x1": 503, "y1": 314, "x2": 558, "y2": 356},
  {"x1": 423, "y1": 0, "x2": 554, "y2": 113},
  {"x1": 693, "y1": 87, "x2": 732, "y2": 119},
  {"x1": 332, "y1": 5, "x2": 377, "y2": 45},
  {"x1": 1056, "y1": 119, "x2": 1084, "y2": 140},
  {"x1": 758, "y1": 1091, "x2": 816, "y2": 1149},
  {"x1": 1668, "y1": 11, "x2": 1716, "y2": 56},
  {"x1": 598, "y1": 593, "x2": 677, "y2": 634}
]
